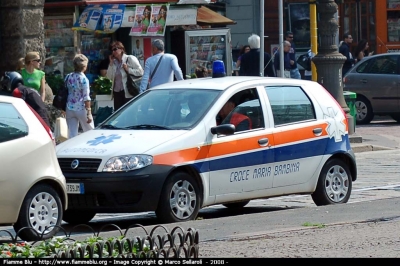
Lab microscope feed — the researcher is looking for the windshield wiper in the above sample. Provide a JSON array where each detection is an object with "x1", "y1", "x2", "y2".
[
  {"x1": 125, "y1": 124, "x2": 172, "y2": 130},
  {"x1": 100, "y1": 124, "x2": 123, "y2": 130}
]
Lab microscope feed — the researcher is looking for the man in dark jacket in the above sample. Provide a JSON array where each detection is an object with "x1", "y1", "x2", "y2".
[
  {"x1": 2, "y1": 71, "x2": 51, "y2": 127},
  {"x1": 339, "y1": 33, "x2": 357, "y2": 76},
  {"x1": 239, "y1": 34, "x2": 275, "y2": 77},
  {"x1": 285, "y1": 31, "x2": 301, "y2": 79}
]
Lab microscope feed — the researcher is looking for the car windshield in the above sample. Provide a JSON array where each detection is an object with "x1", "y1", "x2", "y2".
[{"x1": 100, "y1": 89, "x2": 220, "y2": 130}]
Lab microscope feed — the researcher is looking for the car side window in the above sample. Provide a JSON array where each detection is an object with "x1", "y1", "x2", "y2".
[
  {"x1": 358, "y1": 55, "x2": 398, "y2": 74},
  {"x1": 218, "y1": 88, "x2": 264, "y2": 132},
  {"x1": 0, "y1": 103, "x2": 28, "y2": 143},
  {"x1": 265, "y1": 86, "x2": 316, "y2": 126}
]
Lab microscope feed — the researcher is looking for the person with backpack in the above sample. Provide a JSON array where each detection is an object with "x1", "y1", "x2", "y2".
[{"x1": 1, "y1": 71, "x2": 51, "y2": 127}]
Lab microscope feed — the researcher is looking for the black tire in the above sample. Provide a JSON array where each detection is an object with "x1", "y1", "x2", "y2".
[
  {"x1": 13, "y1": 184, "x2": 63, "y2": 241},
  {"x1": 355, "y1": 96, "x2": 374, "y2": 124},
  {"x1": 223, "y1": 200, "x2": 250, "y2": 209},
  {"x1": 62, "y1": 210, "x2": 96, "y2": 224},
  {"x1": 312, "y1": 158, "x2": 352, "y2": 206},
  {"x1": 156, "y1": 172, "x2": 201, "y2": 223}
]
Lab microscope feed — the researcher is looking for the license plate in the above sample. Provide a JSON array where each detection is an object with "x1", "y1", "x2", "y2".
[{"x1": 66, "y1": 183, "x2": 84, "y2": 194}]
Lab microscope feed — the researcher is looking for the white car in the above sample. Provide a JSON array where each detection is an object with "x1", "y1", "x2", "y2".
[
  {"x1": 56, "y1": 72, "x2": 357, "y2": 224},
  {"x1": 0, "y1": 96, "x2": 67, "y2": 241}
]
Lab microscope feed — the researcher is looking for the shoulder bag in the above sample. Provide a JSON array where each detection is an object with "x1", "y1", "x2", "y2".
[
  {"x1": 125, "y1": 56, "x2": 143, "y2": 97},
  {"x1": 146, "y1": 55, "x2": 164, "y2": 91},
  {"x1": 52, "y1": 73, "x2": 71, "y2": 111}
]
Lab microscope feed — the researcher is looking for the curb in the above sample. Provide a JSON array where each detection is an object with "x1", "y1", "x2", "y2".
[{"x1": 351, "y1": 144, "x2": 395, "y2": 153}]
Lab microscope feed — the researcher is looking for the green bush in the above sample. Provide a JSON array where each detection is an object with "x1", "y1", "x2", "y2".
[{"x1": 91, "y1": 76, "x2": 112, "y2": 95}]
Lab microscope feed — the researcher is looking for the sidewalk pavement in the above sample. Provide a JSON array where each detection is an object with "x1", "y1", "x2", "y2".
[{"x1": 350, "y1": 133, "x2": 397, "y2": 153}]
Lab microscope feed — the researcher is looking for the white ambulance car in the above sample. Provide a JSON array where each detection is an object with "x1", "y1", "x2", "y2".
[{"x1": 56, "y1": 66, "x2": 357, "y2": 224}]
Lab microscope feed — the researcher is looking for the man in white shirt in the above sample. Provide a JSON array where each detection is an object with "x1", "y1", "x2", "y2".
[{"x1": 140, "y1": 39, "x2": 183, "y2": 93}]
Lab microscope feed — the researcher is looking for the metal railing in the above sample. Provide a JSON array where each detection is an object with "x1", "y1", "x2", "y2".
[{"x1": 0, "y1": 224, "x2": 199, "y2": 258}]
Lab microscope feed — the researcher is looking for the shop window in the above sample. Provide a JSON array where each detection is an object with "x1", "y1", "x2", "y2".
[{"x1": 44, "y1": 16, "x2": 75, "y2": 77}]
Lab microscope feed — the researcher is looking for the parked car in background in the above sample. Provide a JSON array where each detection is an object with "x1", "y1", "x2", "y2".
[
  {"x1": 56, "y1": 65, "x2": 357, "y2": 225},
  {"x1": 343, "y1": 52, "x2": 400, "y2": 124},
  {"x1": 0, "y1": 96, "x2": 67, "y2": 241}
]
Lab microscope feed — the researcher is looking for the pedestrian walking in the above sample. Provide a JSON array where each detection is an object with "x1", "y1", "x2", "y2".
[
  {"x1": 106, "y1": 41, "x2": 143, "y2": 111},
  {"x1": 140, "y1": 39, "x2": 183, "y2": 93},
  {"x1": 284, "y1": 31, "x2": 301, "y2": 79},
  {"x1": 239, "y1": 34, "x2": 275, "y2": 77},
  {"x1": 274, "y1": 41, "x2": 292, "y2": 78},
  {"x1": 354, "y1": 39, "x2": 374, "y2": 62},
  {"x1": 18, "y1": 52, "x2": 46, "y2": 102},
  {"x1": 65, "y1": 54, "x2": 94, "y2": 138},
  {"x1": 235, "y1": 45, "x2": 250, "y2": 76},
  {"x1": 339, "y1": 33, "x2": 357, "y2": 76}
]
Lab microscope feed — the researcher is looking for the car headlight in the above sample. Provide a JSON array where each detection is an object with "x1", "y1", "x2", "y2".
[{"x1": 103, "y1": 155, "x2": 153, "y2": 172}]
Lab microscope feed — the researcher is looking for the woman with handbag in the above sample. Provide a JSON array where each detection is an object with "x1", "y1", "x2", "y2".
[
  {"x1": 106, "y1": 41, "x2": 143, "y2": 111},
  {"x1": 65, "y1": 54, "x2": 94, "y2": 138}
]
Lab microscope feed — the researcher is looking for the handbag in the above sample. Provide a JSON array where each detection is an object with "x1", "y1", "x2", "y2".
[
  {"x1": 54, "y1": 116, "x2": 68, "y2": 143},
  {"x1": 52, "y1": 74, "x2": 70, "y2": 111},
  {"x1": 297, "y1": 52, "x2": 312, "y2": 71},
  {"x1": 125, "y1": 56, "x2": 142, "y2": 97}
]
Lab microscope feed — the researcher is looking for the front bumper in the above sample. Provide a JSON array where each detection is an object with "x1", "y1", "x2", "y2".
[{"x1": 64, "y1": 165, "x2": 173, "y2": 213}]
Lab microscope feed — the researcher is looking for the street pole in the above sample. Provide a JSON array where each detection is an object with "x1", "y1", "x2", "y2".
[
  {"x1": 310, "y1": 0, "x2": 318, "y2": 81},
  {"x1": 278, "y1": 0, "x2": 284, "y2": 78},
  {"x1": 260, "y1": 0, "x2": 264, "y2": 76},
  {"x1": 313, "y1": 0, "x2": 355, "y2": 135}
]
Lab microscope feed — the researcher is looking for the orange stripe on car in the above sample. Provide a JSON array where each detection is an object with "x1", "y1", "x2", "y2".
[{"x1": 153, "y1": 122, "x2": 330, "y2": 165}]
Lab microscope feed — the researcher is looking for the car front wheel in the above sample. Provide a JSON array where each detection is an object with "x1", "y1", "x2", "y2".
[
  {"x1": 156, "y1": 172, "x2": 201, "y2": 223},
  {"x1": 355, "y1": 96, "x2": 374, "y2": 124},
  {"x1": 312, "y1": 158, "x2": 352, "y2": 206},
  {"x1": 13, "y1": 184, "x2": 63, "y2": 241}
]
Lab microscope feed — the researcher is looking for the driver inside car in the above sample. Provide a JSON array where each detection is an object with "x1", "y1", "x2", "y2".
[{"x1": 217, "y1": 96, "x2": 252, "y2": 132}]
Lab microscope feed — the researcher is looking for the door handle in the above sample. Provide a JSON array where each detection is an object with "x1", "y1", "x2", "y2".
[
  {"x1": 258, "y1": 138, "x2": 269, "y2": 146},
  {"x1": 313, "y1": 128, "x2": 322, "y2": 136}
]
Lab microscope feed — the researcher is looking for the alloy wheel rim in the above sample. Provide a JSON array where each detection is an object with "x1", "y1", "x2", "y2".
[
  {"x1": 169, "y1": 180, "x2": 196, "y2": 220},
  {"x1": 355, "y1": 100, "x2": 368, "y2": 121},
  {"x1": 324, "y1": 165, "x2": 349, "y2": 203},
  {"x1": 28, "y1": 192, "x2": 59, "y2": 235}
]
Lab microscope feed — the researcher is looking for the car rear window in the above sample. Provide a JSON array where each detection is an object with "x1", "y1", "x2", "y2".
[
  {"x1": 265, "y1": 86, "x2": 316, "y2": 126},
  {"x1": 0, "y1": 102, "x2": 28, "y2": 143}
]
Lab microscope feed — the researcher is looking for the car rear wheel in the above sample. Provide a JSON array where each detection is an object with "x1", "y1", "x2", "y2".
[
  {"x1": 62, "y1": 210, "x2": 96, "y2": 224},
  {"x1": 312, "y1": 158, "x2": 352, "y2": 206},
  {"x1": 355, "y1": 96, "x2": 374, "y2": 124},
  {"x1": 156, "y1": 172, "x2": 201, "y2": 223},
  {"x1": 13, "y1": 184, "x2": 63, "y2": 241},
  {"x1": 223, "y1": 201, "x2": 250, "y2": 209}
]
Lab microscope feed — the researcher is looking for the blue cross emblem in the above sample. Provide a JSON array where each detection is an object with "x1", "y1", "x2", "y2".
[{"x1": 87, "y1": 134, "x2": 121, "y2": 146}]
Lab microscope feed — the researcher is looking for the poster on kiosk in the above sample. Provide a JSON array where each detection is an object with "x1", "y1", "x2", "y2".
[{"x1": 129, "y1": 4, "x2": 169, "y2": 36}]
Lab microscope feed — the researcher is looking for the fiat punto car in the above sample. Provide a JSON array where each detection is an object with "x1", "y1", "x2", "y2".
[
  {"x1": 0, "y1": 96, "x2": 67, "y2": 241},
  {"x1": 56, "y1": 76, "x2": 357, "y2": 224}
]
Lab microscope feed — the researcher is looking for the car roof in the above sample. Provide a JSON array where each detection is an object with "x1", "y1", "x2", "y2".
[
  {"x1": 0, "y1": 95, "x2": 21, "y2": 104},
  {"x1": 151, "y1": 76, "x2": 314, "y2": 91}
]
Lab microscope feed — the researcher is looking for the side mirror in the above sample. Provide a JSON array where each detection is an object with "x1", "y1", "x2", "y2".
[{"x1": 211, "y1": 124, "x2": 235, "y2": 135}]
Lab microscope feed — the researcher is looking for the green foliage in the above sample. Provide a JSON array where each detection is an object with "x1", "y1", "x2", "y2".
[
  {"x1": 0, "y1": 236, "x2": 156, "y2": 258},
  {"x1": 46, "y1": 74, "x2": 64, "y2": 95},
  {"x1": 92, "y1": 76, "x2": 112, "y2": 95},
  {"x1": 302, "y1": 222, "x2": 326, "y2": 228}
]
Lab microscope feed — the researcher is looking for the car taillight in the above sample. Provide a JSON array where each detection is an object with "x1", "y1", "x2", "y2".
[{"x1": 27, "y1": 104, "x2": 56, "y2": 146}]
